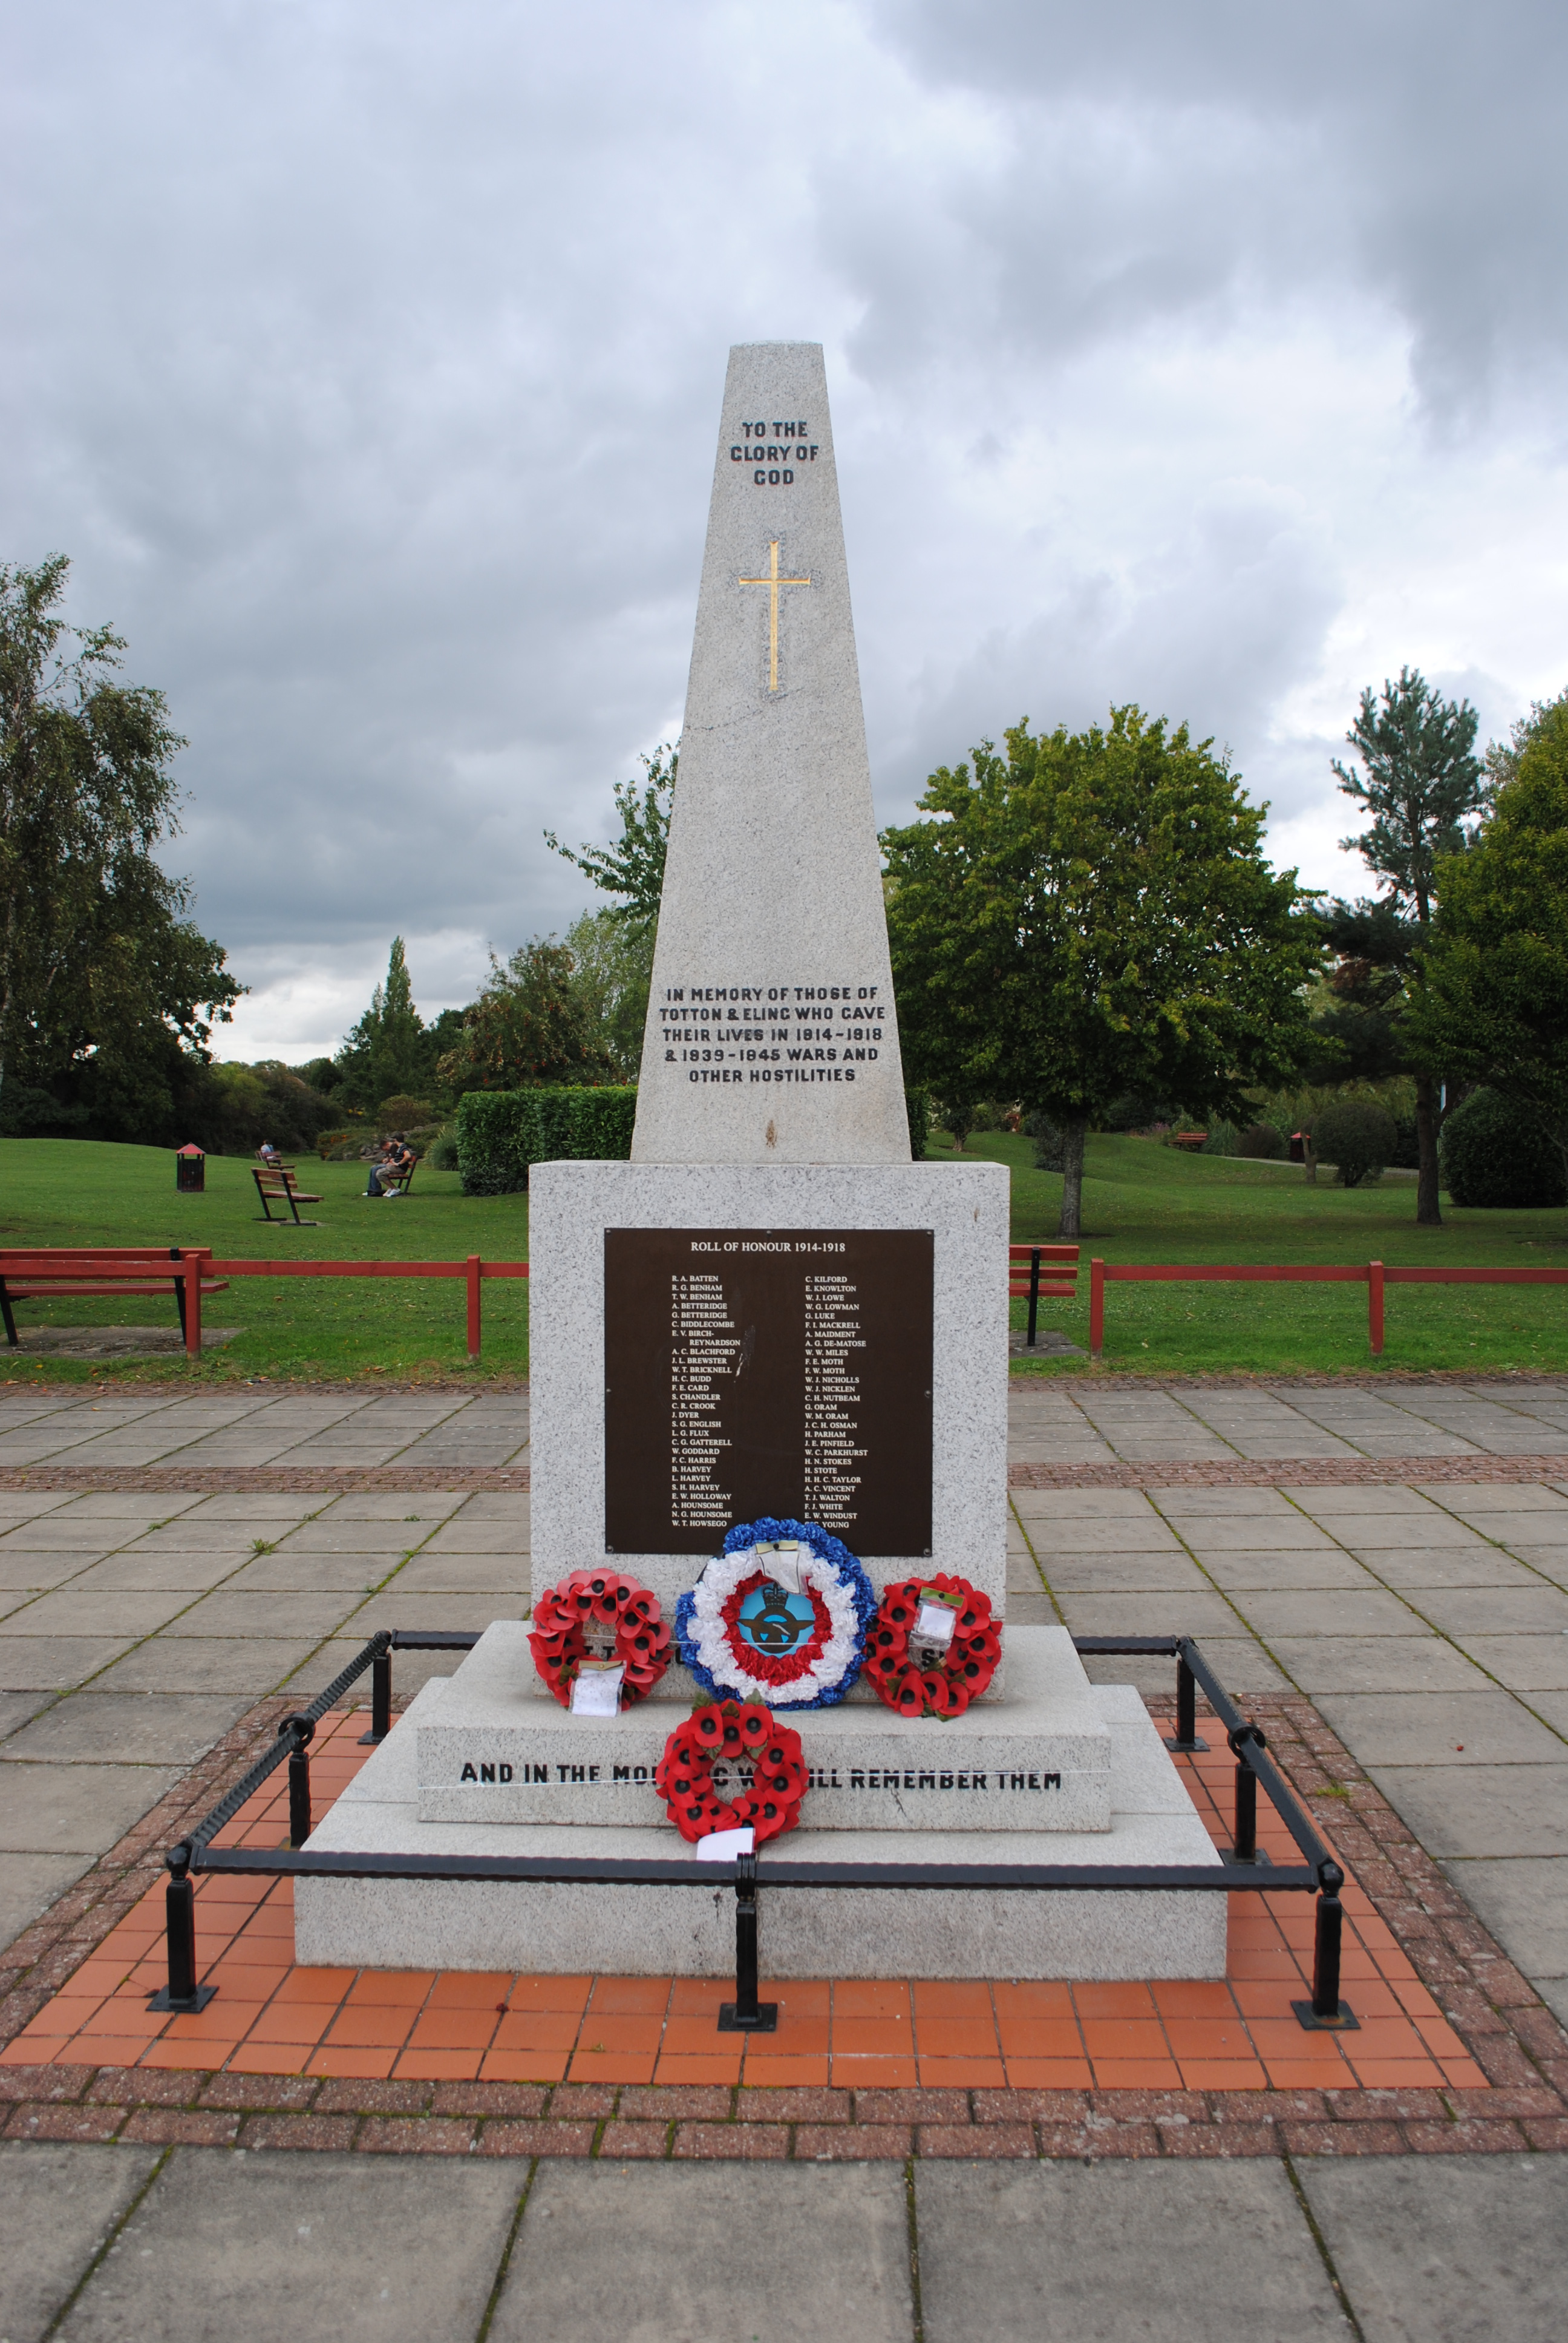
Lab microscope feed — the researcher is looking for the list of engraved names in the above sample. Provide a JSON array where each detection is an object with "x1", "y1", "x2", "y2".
[{"x1": 604, "y1": 1230, "x2": 933, "y2": 1558}]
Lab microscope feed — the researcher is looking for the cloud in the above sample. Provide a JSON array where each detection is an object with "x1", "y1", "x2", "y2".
[{"x1": 5, "y1": 0, "x2": 1567, "y2": 1060}]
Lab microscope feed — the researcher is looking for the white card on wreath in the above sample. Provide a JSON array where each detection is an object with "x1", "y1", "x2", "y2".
[
  {"x1": 570, "y1": 1663, "x2": 625, "y2": 1715},
  {"x1": 915, "y1": 1600, "x2": 958, "y2": 1649},
  {"x1": 696, "y1": 1826, "x2": 756, "y2": 1862}
]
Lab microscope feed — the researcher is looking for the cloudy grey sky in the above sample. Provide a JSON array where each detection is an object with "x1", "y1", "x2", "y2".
[{"x1": 7, "y1": 0, "x2": 1567, "y2": 1061}]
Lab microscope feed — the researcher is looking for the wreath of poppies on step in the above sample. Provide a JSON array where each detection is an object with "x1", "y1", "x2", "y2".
[
  {"x1": 863, "y1": 1573, "x2": 1001, "y2": 1719},
  {"x1": 654, "y1": 1700, "x2": 808, "y2": 1844},
  {"x1": 527, "y1": 1568, "x2": 671, "y2": 1709},
  {"x1": 675, "y1": 1516, "x2": 877, "y2": 1710}
]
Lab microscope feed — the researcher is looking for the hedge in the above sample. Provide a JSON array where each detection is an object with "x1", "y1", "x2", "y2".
[
  {"x1": 1440, "y1": 1087, "x2": 1568, "y2": 1210},
  {"x1": 458, "y1": 1082, "x2": 931, "y2": 1190},
  {"x1": 454, "y1": 1087, "x2": 638, "y2": 1193}
]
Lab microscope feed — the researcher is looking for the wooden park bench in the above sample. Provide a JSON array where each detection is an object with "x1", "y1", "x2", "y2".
[
  {"x1": 252, "y1": 1165, "x2": 325, "y2": 1224},
  {"x1": 0, "y1": 1247, "x2": 229, "y2": 1357},
  {"x1": 1008, "y1": 1242, "x2": 1080, "y2": 1348}
]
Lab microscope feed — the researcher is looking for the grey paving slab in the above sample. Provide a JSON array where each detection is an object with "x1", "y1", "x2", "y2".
[
  {"x1": 0, "y1": 1635, "x2": 139, "y2": 1689},
  {"x1": 1155, "y1": 1488, "x2": 1303, "y2": 1515},
  {"x1": 1310, "y1": 1513, "x2": 1494, "y2": 1549},
  {"x1": 270, "y1": 1525, "x2": 439, "y2": 1553},
  {"x1": 1287, "y1": 1484, "x2": 1440, "y2": 1515},
  {"x1": 1408, "y1": 1584, "x2": 1568, "y2": 1634},
  {"x1": 1171, "y1": 1518, "x2": 1342, "y2": 1550},
  {"x1": 1423, "y1": 1484, "x2": 1568, "y2": 1516},
  {"x1": 1271, "y1": 1638, "x2": 1493, "y2": 1694},
  {"x1": 0, "y1": 2140, "x2": 161, "y2": 2343},
  {"x1": 162, "y1": 1590, "x2": 368, "y2": 1638},
  {"x1": 419, "y1": 1518, "x2": 533, "y2": 1553},
  {"x1": 492, "y1": 2162, "x2": 912, "y2": 2343},
  {"x1": 1034, "y1": 1555, "x2": 1215, "y2": 1594},
  {"x1": 93, "y1": 1636, "x2": 320, "y2": 1693},
  {"x1": 218, "y1": 1555, "x2": 411, "y2": 1594},
  {"x1": 0, "y1": 1518, "x2": 142, "y2": 1551},
  {"x1": 1524, "y1": 1689, "x2": 1568, "y2": 1733},
  {"x1": 1362, "y1": 1547, "x2": 1544, "y2": 1589},
  {"x1": 1, "y1": 1689, "x2": 250, "y2": 1765},
  {"x1": 1199, "y1": 1550, "x2": 1380, "y2": 1591},
  {"x1": 0, "y1": 1758, "x2": 182, "y2": 1852},
  {"x1": 916, "y1": 2160, "x2": 1350, "y2": 2343},
  {"x1": 1005, "y1": 1590, "x2": 1059, "y2": 1624},
  {"x1": 1451, "y1": 1634, "x2": 1568, "y2": 1690},
  {"x1": 1494, "y1": 1547, "x2": 1568, "y2": 1588},
  {"x1": 0, "y1": 1850, "x2": 96, "y2": 1954},
  {"x1": 0, "y1": 1492, "x2": 157, "y2": 1518},
  {"x1": 1370, "y1": 1763, "x2": 1568, "y2": 1858},
  {"x1": 1302, "y1": 2152, "x2": 1568, "y2": 2343},
  {"x1": 1440, "y1": 1858, "x2": 1568, "y2": 1985},
  {"x1": 57, "y1": 2147, "x2": 523, "y2": 2343},
  {"x1": 1010, "y1": 1488, "x2": 1158, "y2": 1518},
  {"x1": 1230, "y1": 1588, "x2": 1428, "y2": 1638},
  {"x1": 1053, "y1": 1590, "x2": 1244, "y2": 1637},
  {"x1": 1, "y1": 1590, "x2": 199, "y2": 1638},
  {"x1": 0, "y1": 1687, "x2": 50, "y2": 1737},
  {"x1": 66, "y1": 1551, "x2": 255, "y2": 1594},
  {"x1": 382, "y1": 1556, "x2": 525, "y2": 1596},
  {"x1": 1321, "y1": 1690, "x2": 1567, "y2": 1765}
]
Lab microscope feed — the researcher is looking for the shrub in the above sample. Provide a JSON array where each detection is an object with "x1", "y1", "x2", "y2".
[
  {"x1": 904, "y1": 1087, "x2": 929, "y2": 1162},
  {"x1": 1024, "y1": 1111, "x2": 1064, "y2": 1172},
  {"x1": 1439, "y1": 1088, "x2": 1568, "y2": 1208},
  {"x1": 426, "y1": 1130, "x2": 460, "y2": 1171},
  {"x1": 1235, "y1": 1121, "x2": 1285, "y2": 1160},
  {"x1": 1312, "y1": 1096, "x2": 1397, "y2": 1188},
  {"x1": 1200, "y1": 1119, "x2": 1239, "y2": 1156},
  {"x1": 376, "y1": 1094, "x2": 433, "y2": 1132},
  {"x1": 454, "y1": 1086, "x2": 638, "y2": 1193}
]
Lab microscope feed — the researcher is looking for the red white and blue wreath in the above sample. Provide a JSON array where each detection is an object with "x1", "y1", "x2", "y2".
[{"x1": 674, "y1": 1516, "x2": 876, "y2": 1710}]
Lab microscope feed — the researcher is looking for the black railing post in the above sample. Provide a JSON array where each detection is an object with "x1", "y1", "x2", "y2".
[
  {"x1": 718, "y1": 1852, "x2": 777, "y2": 2033},
  {"x1": 283, "y1": 1714, "x2": 315, "y2": 1847},
  {"x1": 1226, "y1": 1725, "x2": 1265, "y2": 1863},
  {"x1": 360, "y1": 1631, "x2": 393, "y2": 1745},
  {"x1": 1027, "y1": 1249, "x2": 1041, "y2": 1349},
  {"x1": 1293, "y1": 1863, "x2": 1357, "y2": 2031},
  {"x1": 147, "y1": 1841, "x2": 216, "y2": 2013},
  {"x1": 1163, "y1": 1648, "x2": 1209, "y2": 1753}
]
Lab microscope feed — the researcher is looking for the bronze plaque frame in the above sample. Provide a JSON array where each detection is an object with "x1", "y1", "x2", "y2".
[{"x1": 604, "y1": 1228, "x2": 933, "y2": 1556}]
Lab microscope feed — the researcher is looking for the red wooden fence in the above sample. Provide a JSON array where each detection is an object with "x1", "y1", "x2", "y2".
[{"x1": 1086, "y1": 1257, "x2": 1568, "y2": 1360}]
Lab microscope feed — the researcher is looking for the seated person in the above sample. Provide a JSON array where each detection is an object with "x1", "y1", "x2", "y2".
[
  {"x1": 257, "y1": 1140, "x2": 281, "y2": 1166},
  {"x1": 365, "y1": 1135, "x2": 414, "y2": 1198}
]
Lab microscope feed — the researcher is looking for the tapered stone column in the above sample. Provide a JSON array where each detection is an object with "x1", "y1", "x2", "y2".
[{"x1": 633, "y1": 342, "x2": 909, "y2": 1165}]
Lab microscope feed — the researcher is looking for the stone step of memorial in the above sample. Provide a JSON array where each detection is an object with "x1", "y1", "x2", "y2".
[
  {"x1": 297, "y1": 1666, "x2": 1225, "y2": 1982},
  {"x1": 416, "y1": 1622, "x2": 1111, "y2": 1832}
]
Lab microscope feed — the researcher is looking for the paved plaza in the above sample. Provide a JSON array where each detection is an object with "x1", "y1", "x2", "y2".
[{"x1": 1, "y1": 1374, "x2": 1566, "y2": 2336}]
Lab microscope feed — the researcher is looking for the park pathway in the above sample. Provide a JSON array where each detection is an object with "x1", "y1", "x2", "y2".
[{"x1": 2, "y1": 1376, "x2": 1566, "y2": 2339}]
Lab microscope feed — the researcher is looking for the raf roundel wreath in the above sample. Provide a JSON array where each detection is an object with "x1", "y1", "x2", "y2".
[
  {"x1": 675, "y1": 1516, "x2": 876, "y2": 1710},
  {"x1": 863, "y1": 1573, "x2": 1001, "y2": 1719},
  {"x1": 527, "y1": 1569, "x2": 671, "y2": 1709},
  {"x1": 655, "y1": 1700, "x2": 808, "y2": 1844}
]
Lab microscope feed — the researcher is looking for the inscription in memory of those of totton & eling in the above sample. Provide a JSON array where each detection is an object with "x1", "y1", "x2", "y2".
[{"x1": 657, "y1": 983, "x2": 886, "y2": 1087}]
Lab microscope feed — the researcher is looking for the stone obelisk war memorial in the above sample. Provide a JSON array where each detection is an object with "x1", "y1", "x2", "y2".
[{"x1": 299, "y1": 345, "x2": 1224, "y2": 1979}]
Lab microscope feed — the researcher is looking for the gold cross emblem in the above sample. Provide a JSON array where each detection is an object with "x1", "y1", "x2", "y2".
[{"x1": 739, "y1": 540, "x2": 810, "y2": 693}]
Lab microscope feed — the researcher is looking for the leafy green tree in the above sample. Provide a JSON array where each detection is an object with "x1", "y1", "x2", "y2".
[
  {"x1": 436, "y1": 939, "x2": 613, "y2": 1093},
  {"x1": 546, "y1": 744, "x2": 675, "y2": 936},
  {"x1": 333, "y1": 937, "x2": 431, "y2": 1110},
  {"x1": 883, "y1": 708, "x2": 1321, "y2": 1237},
  {"x1": 0, "y1": 554, "x2": 241, "y2": 1135},
  {"x1": 1330, "y1": 666, "x2": 1485, "y2": 1224},
  {"x1": 1406, "y1": 701, "x2": 1568, "y2": 1189},
  {"x1": 564, "y1": 907, "x2": 653, "y2": 1081}
]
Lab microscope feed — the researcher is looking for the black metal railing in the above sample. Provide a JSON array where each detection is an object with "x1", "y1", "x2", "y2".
[{"x1": 151, "y1": 1629, "x2": 1356, "y2": 2038}]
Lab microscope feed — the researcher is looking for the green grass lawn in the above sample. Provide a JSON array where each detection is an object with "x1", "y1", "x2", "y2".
[
  {"x1": 0, "y1": 1139, "x2": 529, "y2": 1385},
  {"x1": 2, "y1": 1131, "x2": 1564, "y2": 1384},
  {"x1": 933, "y1": 1129, "x2": 1568, "y2": 1377}
]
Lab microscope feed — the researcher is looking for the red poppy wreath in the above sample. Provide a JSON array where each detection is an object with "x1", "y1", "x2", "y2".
[
  {"x1": 654, "y1": 1701, "x2": 808, "y2": 1845},
  {"x1": 528, "y1": 1569, "x2": 671, "y2": 1711},
  {"x1": 863, "y1": 1573, "x2": 1001, "y2": 1719}
]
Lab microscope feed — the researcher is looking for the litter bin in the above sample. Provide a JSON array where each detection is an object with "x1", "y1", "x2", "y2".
[{"x1": 175, "y1": 1144, "x2": 205, "y2": 1194}]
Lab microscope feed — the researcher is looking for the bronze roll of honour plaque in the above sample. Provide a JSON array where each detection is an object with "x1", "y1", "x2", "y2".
[{"x1": 603, "y1": 1228, "x2": 933, "y2": 1557}]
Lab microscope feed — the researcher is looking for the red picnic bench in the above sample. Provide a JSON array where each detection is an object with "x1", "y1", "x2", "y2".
[
  {"x1": 1009, "y1": 1243, "x2": 1080, "y2": 1348},
  {"x1": 0, "y1": 1248, "x2": 229, "y2": 1358}
]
